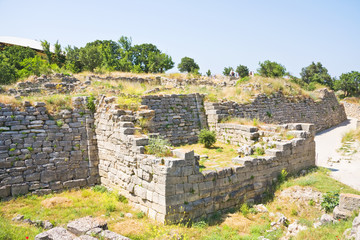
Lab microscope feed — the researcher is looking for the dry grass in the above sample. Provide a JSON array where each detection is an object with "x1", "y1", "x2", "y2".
[
  {"x1": 41, "y1": 197, "x2": 73, "y2": 208},
  {"x1": 175, "y1": 142, "x2": 239, "y2": 170},
  {"x1": 344, "y1": 97, "x2": 360, "y2": 104}
]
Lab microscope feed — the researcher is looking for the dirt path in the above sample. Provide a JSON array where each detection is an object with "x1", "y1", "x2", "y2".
[{"x1": 315, "y1": 118, "x2": 360, "y2": 191}]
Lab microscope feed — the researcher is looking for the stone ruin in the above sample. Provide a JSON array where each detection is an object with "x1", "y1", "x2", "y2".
[{"x1": 0, "y1": 87, "x2": 347, "y2": 223}]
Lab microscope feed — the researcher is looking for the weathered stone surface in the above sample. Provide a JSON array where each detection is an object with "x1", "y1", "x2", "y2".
[
  {"x1": 35, "y1": 227, "x2": 75, "y2": 240},
  {"x1": 67, "y1": 216, "x2": 107, "y2": 236},
  {"x1": 339, "y1": 193, "x2": 360, "y2": 212},
  {"x1": 74, "y1": 235, "x2": 98, "y2": 240},
  {"x1": 333, "y1": 206, "x2": 352, "y2": 219},
  {"x1": 100, "y1": 230, "x2": 130, "y2": 240}
]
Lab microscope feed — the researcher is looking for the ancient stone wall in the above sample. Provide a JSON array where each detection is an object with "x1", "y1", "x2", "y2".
[
  {"x1": 94, "y1": 97, "x2": 316, "y2": 223},
  {"x1": 342, "y1": 101, "x2": 360, "y2": 120},
  {"x1": 142, "y1": 94, "x2": 207, "y2": 146},
  {"x1": 94, "y1": 96, "x2": 169, "y2": 222},
  {"x1": 0, "y1": 97, "x2": 99, "y2": 199},
  {"x1": 205, "y1": 89, "x2": 347, "y2": 132},
  {"x1": 163, "y1": 123, "x2": 316, "y2": 223}
]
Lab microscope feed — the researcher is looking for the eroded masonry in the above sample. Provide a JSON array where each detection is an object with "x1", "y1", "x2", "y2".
[{"x1": 0, "y1": 89, "x2": 347, "y2": 223}]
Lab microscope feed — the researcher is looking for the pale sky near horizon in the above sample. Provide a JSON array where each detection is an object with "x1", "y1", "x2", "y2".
[{"x1": 0, "y1": 0, "x2": 359, "y2": 77}]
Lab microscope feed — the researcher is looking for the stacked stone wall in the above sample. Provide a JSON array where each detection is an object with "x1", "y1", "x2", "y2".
[
  {"x1": 162, "y1": 123, "x2": 315, "y2": 223},
  {"x1": 0, "y1": 97, "x2": 99, "y2": 198},
  {"x1": 142, "y1": 94, "x2": 207, "y2": 146},
  {"x1": 94, "y1": 96, "x2": 169, "y2": 222},
  {"x1": 205, "y1": 89, "x2": 346, "y2": 132}
]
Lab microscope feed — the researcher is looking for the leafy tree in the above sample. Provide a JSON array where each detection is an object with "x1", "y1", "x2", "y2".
[
  {"x1": 300, "y1": 62, "x2": 333, "y2": 87},
  {"x1": 334, "y1": 71, "x2": 360, "y2": 97},
  {"x1": 118, "y1": 36, "x2": 132, "y2": 52},
  {"x1": 236, "y1": 65, "x2": 249, "y2": 78},
  {"x1": 0, "y1": 61, "x2": 17, "y2": 84},
  {"x1": 257, "y1": 60, "x2": 286, "y2": 77},
  {"x1": 130, "y1": 43, "x2": 173, "y2": 73},
  {"x1": 206, "y1": 69, "x2": 211, "y2": 77},
  {"x1": 79, "y1": 45, "x2": 102, "y2": 72},
  {"x1": 65, "y1": 45, "x2": 83, "y2": 73},
  {"x1": 0, "y1": 46, "x2": 36, "y2": 70},
  {"x1": 223, "y1": 66, "x2": 233, "y2": 76},
  {"x1": 18, "y1": 55, "x2": 50, "y2": 78},
  {"x1": 41, "y1": 40, "x2": 52, "y2": 64},
  {"x1": 54, "y1": 41, "x2": 66, "y2": 67},
  {"x1": 86, "y1": 40, "x2": 121, "y2": 70},
  {"x1": 178, "y1": 57, "x2": 199, "y2": 73},
  {"x1": 148, "y1": 52, "x2": 174, "y2": 73}
]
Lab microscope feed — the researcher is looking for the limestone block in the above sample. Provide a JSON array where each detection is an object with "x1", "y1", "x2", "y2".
[
  {"x1": 0, "y1": 185, "x2": 11, "y2": 198},
  {"x1": 67, "y1": 216, "x2": 107, "y2": 236},
  {"x1": 339, "y1": 193, "x2": 360, "y2": 212},
  {"x1": 11, "y1": 183, "x2": 29, "y2": 196},
  {"x1": 35, "y1": 227, "x2": 75, "y2": 240}
]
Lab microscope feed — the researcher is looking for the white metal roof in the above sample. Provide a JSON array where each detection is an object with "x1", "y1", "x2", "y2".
[{"x1": 0, "y1": 36, "x2": 55, "y2": 52}]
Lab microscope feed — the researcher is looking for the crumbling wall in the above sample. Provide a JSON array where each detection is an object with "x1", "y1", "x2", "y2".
[
  {"x1": 0, "y1": 97, "x2": 99, "y2": 199},
  {"x1": 205, "y1": 89, "x2": 346, "y2": 132}
]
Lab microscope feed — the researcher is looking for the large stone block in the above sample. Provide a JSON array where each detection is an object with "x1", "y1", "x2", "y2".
[
  {"x1": 0, "y1": 185, "x2": 11, "y2": 198},
  {"x1": 11, "y1": 183, "x2": 29, "y2": 196},
  {"x1": 339, "y1": 193, "x2": 360, "y2": 212},
  {"x1": 67, "y1": 216, "x2": 107, "y2": 236},
  {"x1": 35, "y1": 227, "x2": 75, "y2": 240}
]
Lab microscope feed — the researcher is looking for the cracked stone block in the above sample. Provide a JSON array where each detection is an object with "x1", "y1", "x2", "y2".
[
  {"x1": 67, "y1": 216, "x2": 107, "y2": 236},
  {"x1": 35, "y1": 227, "x2": 76, "y2": 240}
]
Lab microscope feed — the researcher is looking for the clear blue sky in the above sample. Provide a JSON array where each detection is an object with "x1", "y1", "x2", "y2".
[{"x1": 1, "y1": 0, "x2": 359, "y2": 77}]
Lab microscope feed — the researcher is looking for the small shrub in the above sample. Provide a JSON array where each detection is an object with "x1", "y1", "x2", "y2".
[
  {"x1": 321, "y1": 191, "x2": 340, "y2": 213},
  {"x1": 193, "y1": 221, "x2": 207, "y2": 228},
  {"x1": 309, "y1": 199, "x2": 315, "y2": 206},
  {"x1": 254, "y1": 147, "x2": 265, "y2": 156},
  {"x1": 145, "y1": 136, "x2": 172, "y2": 157},
  {"x1": 240, "y1": 203, "x2": 250, "y2": 217},
  {"x1": 117, "y1": 194, "x2": 128, "y2": 203},
  {"x1": 9, "y1": 148, "x2": 15, "y2": 152},
  {"x1": 199, "y1": 129, "x2": 216, "y2": 148},
  {"x1": 105, "y1": 203, "x2": 116, "y2": 212},
  {"x1": 56, "y1": 120, "x2": 64, "y2": 127},
  {"x1": 136, "y1": 211, "x2": 145, "y2": 219},
  {"x1": 291, "y1": 208, "x2": 298, "y2": 216},
  {"x1": 27, "y1": 147, "x2": 33, "y2": 152},
  {"x1": 253, "y1": 118, "x2": 259, "y2": 126},
  {"x1": 277, "y1": 169, "x2": 288, "y2": 183},
  {"x1": 92, "y1": 185, "x2": 108, "y2": 193}
]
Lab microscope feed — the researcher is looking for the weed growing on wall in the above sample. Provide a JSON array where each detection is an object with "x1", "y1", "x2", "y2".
[{"x1": 145, "y1": 136, "x2": 172, "y2": 157}]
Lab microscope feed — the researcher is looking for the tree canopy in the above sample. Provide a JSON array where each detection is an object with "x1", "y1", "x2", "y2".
[
  {"x1": 334, "y1": 71, "x2": 360, "y2": 97},
  {"x1": 236, "y1": 65, "x2": 249, "y2": 78},
  {"x1": 300, "y1": 62, "x2": 333, "y2": 88},
  {"x1": 257, "y1": 60, "x2": 286, "y2": 77},
  {"x1": 178, "y1": 57, "x2": 199, "y2": 73},
  {"x1": 223, "y1": 67, "x2": 233, "y2": 76}
]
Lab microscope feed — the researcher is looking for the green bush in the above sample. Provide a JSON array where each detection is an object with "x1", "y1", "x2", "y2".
[
  {"x1": 321, "y1": 191, "x2": 339, "y2": 213},
  {"x1": 199, "y1": 129, "x2": 216, "y2": 148},
  {"x1": 86, "y1": 95, "x2": 96, "y2": 112},
  {"x1": 145, "y1": 136, "x2": 172, "y2": 157}
]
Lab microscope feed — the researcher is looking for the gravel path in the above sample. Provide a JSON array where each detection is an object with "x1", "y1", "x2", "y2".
[{"x1": 315, "y1": 118, "x2": 360, "y2": 191}]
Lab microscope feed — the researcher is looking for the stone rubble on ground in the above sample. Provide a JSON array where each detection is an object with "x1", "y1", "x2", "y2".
[{"x1": 35, "y1": 216, "x2": 130, "y2": 240}]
